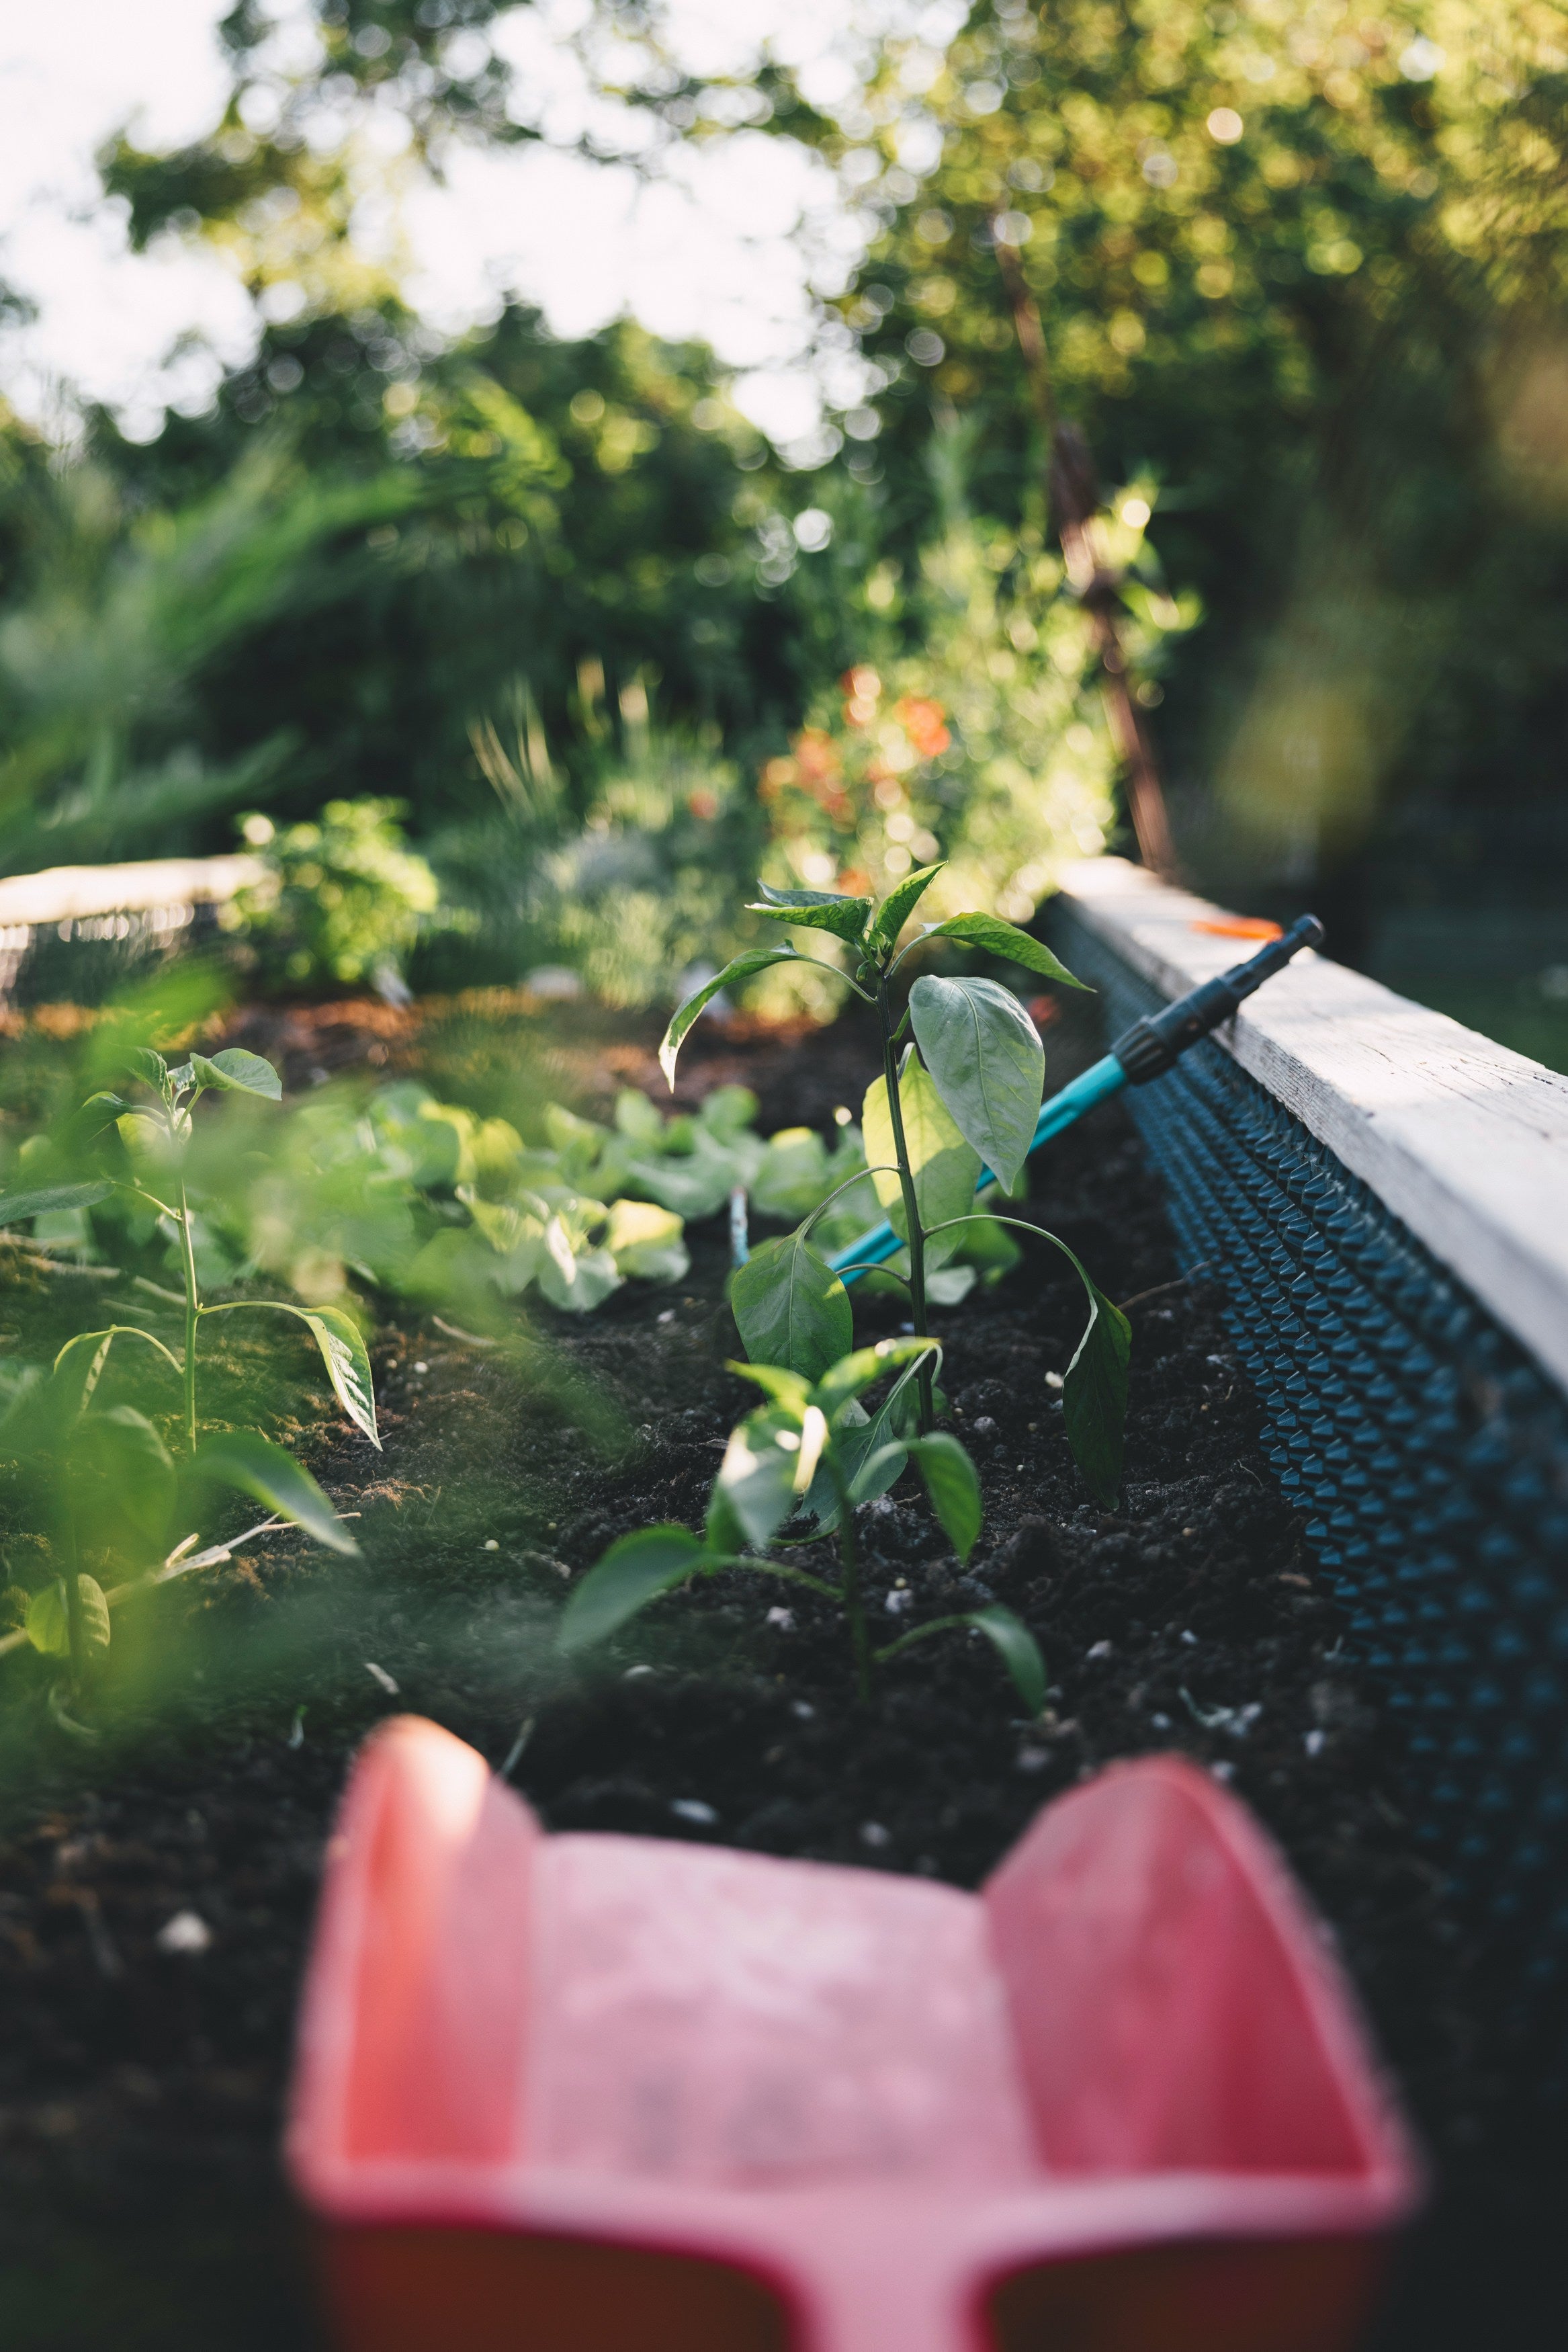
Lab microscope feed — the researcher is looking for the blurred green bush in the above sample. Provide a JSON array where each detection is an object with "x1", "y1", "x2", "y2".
[{"x1": 226, "y1": 799, "x2": 440, "y2": 993}]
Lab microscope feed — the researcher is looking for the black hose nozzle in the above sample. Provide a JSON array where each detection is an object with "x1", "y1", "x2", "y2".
[{"x1": 1112, "y1": 914, "x2": 1324, "y2": 1086}]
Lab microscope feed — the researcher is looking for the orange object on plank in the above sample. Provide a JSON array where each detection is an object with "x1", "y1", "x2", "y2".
[
  {"x1": 1191, "y1": 918, "x2": 1284, "y2": 941},
  {"x1": 288, "y1": 1718, "x2": 1421, "y2": 2352}
]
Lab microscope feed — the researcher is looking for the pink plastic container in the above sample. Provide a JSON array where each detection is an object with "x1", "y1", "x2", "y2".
[{"x1": 288, "y1": 1716, "x2": 1422, "y2": 2352}]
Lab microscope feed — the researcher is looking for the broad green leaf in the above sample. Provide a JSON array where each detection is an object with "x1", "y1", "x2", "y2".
[
  {"x1": 924, "y1": 1264, "x2": 977, "y2": 1306},
  {"x1": 660, "y1": 948, "x2": 801, "y2": 1086},
  {"x1": 613, "y1": 1087, "x2": 664, "y2": 1144},
  {"x1": 919, "y1": 913, "x2": 1090, "y2": 989},
  {"x1": 909, "y1": 976, "x2": 1044, "y2": 1192},
  {"x1": 745, "y1": 882, "x2": 873, "y2": 945},
  {"x1": 606, "y1": 1197, "x2": 689, "y2": 1284},
  {"x1": 559, "y1": 1525, "x2": 707, "y2": 1654},
  {"x1": 190, "y1": 1048, "x2": 283, "y2": 1101},
  {"x1": 715, "y1": 1405, "x2": 803, "y2": 1546},
  {"x1": 224, "y1": 1301, "x2": 380, "y2": 1447},
  {"x1": 27, "y1": 1576, "x2": 112, "y2": 1661},
  {"x1": 968, "y1": 1605, "x2": 1047, "y2": 1714},
  {"x1": 863, "y1": 1058, "x2": 980, "y2": 1273},
  {"x1": 537, "y1": 1220, "x2": 621, "y2": 1314},
  {"x1": 865, "y1": 862, "x2": 945, "y2": 957},
  {"x1": 906, "y1": 1432, "x2": 983, "y2": 1563},
  {"x1": 55, "y1": 1093, "x2": 133, "y2": 1161},
  {"x1": 732, "y1": 1229, "x2": 851, "y2": 1382},
  {"x1": 749, "y1": 1126, "x2": 832, "y2": 1222},
  {"x1": 697, "y1": 1084, "x2": 759, "y2": 1138},
  {"x1": 193, "y1": 1431, "x2": 359, "y2": 1556},
  {"x1": 626, "y1": 1128, "x2": 755, "y2": 1221},
  {"x1": 0, "y1": 1179, "x2": 112, "y2": 1228},
  {"x1": 69, "y1": 1406, "x2": 176, "y2": 1542},
  {"x1": 127, "y1": 1046, "x2": 169, "y2": 1089},
  {"x1": 1063, "y1": 1281, "x2": 1132, "y2": 1507}
]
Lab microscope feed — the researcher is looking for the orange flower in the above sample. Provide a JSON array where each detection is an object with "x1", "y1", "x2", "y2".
[
  {"x1": 792, "y1": 728, "x2": 842, "y2": 789},
  {"x1": 895, "y1": 696, "x2": 950, "y2": 759}
]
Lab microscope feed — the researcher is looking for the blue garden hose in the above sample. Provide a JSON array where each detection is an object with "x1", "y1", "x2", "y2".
[{"x1": 826, "y1": 913, "x2": 1324, "y2": 1286}]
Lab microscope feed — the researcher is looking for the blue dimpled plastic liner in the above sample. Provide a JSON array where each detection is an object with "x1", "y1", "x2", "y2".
[{"x1": 1053, "y1": 909, "x2": 1568, "y2": 2089}]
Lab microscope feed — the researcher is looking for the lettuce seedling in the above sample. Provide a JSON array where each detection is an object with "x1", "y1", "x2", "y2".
[
  {"x1": 660, "y1": 868, "x2": 1132, "y2": 1505},
  {"x1": 560, "y1": 1335, "x2": 1044, "y2": 1710}
]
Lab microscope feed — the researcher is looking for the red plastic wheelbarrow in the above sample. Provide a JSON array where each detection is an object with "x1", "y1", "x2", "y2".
[{"x1": 288, "y1": 1718, "x2": 1422, "y2": 2352}]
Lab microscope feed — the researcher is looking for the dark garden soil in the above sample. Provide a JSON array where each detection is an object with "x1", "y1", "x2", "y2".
[{"x1": 0, "y1": 998, "x2": 1563, "y2": 2349}]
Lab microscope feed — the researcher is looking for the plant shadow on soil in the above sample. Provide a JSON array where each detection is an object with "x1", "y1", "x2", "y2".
[{"x1": 0, "y1": 991, "x2": 1563, "y2": 2349}]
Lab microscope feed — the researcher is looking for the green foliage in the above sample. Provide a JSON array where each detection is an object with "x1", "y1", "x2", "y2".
[
  {"x1": 562, "y1": 1335, "x2": 1045, "y2": 1711},
  {"x1": 773, "y1": 3, "x2": 1568, "y2": 907},
  {"x1": 228, "y1": 799, "x2": 439, "y2": 990},
  {"x1": 907, "y1": 975, "x2": 1044, "y2": 1192},
  {"x1": 663, "y1": 866, "x2": 1129, "y2": 1505}
]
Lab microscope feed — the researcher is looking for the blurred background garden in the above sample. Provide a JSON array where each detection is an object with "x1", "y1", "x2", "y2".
[{"x1": 1, "y1": 0, "x2": 1565, "y2": 1056}]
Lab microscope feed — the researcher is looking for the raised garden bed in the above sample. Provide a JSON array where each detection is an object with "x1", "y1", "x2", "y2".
[{"x1": 1, "y1": 917, "x2": 1564, "y2": 2349}]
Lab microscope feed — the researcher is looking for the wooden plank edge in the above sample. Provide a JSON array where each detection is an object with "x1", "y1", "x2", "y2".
[{"x1": 1053, "y1": 857, "x2": 1568, "y2": 1398}]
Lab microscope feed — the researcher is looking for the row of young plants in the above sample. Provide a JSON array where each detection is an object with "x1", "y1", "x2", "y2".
[
  {"x1": 561, "y1": 863, "x2": 1131, "y2": 1710},
  {"x1": 0, "y1": 864, "x2": 1123, "y2": 1731}
]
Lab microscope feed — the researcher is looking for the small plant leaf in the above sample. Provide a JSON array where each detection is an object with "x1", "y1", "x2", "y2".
[
  {"x1": 745, "y1": 882, "x2": 873, "y2": 944},
  {"x1": 126, "y1": 1046, "x2": 169, "y2": 1089},
  {"x1": 715, "y1": 1406, "x2": 803, "y2": 1546},
  {"x1": 725, "y1": 1359, "x2": 812, "y2": 1412},
  {"x1": 812, "y1": 1334, "x2": 939, "y2": 1422},
  {"x1": 68, "y1": 1406, "x2": 176, "y2": 1544},
  {"x1": 1063, "y1": 1281, "x2": 1132, "y2": 1507},
  {"x1": 660, "y1": 948, "x2": 801, "y2": 1086},
  {"x1": 190, "y1": 1049, "x2": 283, "y2": 1101},
  {"x1": 26, "y1": 1576, "x2": 112, "y2": 1661},
  {"x1": 605, "y1": 1197, "x2": 689, "y2": 1284},
  {"x1": 559, "y1": 1525, "x2": 707, "y2": 1654},
  {"x1": 865, "y1": 862, "x2": 945, "y2": 957},
  {"x1": 193, "y1": 1431, "x2": 359, "y2": 1556},
  {"x1": 862, "y1": 1059, "x2": 979, "y2": 1272},
  {"x1": 906, "y1": 1431, "x2": 983, "y2": 1563},
  {"x1": 0, "y1": 1180, "x2": 113, "y2": 1228},
  {"x1": 919, "y1": 913, "x2": 1090, "y2": 989},
  {"x1": 908, "y1": 974, "x2": 1044, "y2": 1191},
  {"x1": 732, "y1": 1229, "x2": 852, "y2": 1382},
  {"x1": 967, "y1": 1605, "x2": 1047, "y2": 1714},
  {"x1": 217, "y1": 1302, "x2": 380, "y2": 1447}
]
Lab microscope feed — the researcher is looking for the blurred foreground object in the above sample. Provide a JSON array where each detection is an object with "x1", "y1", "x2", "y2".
[{"x1": 290, "y1": 1716, "x2": 1419, "y2": 2352}]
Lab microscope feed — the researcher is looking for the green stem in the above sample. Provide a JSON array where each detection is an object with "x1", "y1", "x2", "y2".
[
  {"x1": 61, "y1": 1503, "x2": 85, "y2": 1698},
  {"x1": 877, "y1": 978, "x2": 932, "y2": 1435},
  {"x1": 176, "y1": 1179, "x2": 200, "y2": 1454},
  {"x1": 874, "y1": 1611, "x2": 976, "y2": 1666},
  {"x1": 728, "y1": 1556, "x2": 842, "y2": 1603}
]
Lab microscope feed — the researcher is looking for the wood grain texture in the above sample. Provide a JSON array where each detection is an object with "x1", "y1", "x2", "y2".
[{"x1": 1056, "y1": 857, "x2": 1568, "y2": 1394}]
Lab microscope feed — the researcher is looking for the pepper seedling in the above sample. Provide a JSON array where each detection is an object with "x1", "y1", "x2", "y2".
[
  {"x1": 660, "y1": 868, "x2": 1131, "y2": 1505},
  {"x1": 0, "y1": 1048, "x2": 372, "y2": 1716},
  {"x1": 560, "y1": 1335, "x2": 1045, "y2": 1710}
]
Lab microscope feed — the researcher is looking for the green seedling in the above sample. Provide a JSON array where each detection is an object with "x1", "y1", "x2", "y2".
[
  {"x1": 560, "y1": 1335, "x2": 1045, "y2": 1710},
  {"x1": 0, "y1": 1327, "x2": 353, "y2": 1716},
  {"x1": 660, "y1": 867, "x2": 1132, "y2": 1504},
  {"x1": 0, "y1": 1048, "x2": 369, "y2": 1715}
]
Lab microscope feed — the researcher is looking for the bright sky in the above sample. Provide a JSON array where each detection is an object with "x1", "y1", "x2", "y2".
[{"x1": 0, "y1": 0, "x2": 961, "y2": 452}]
